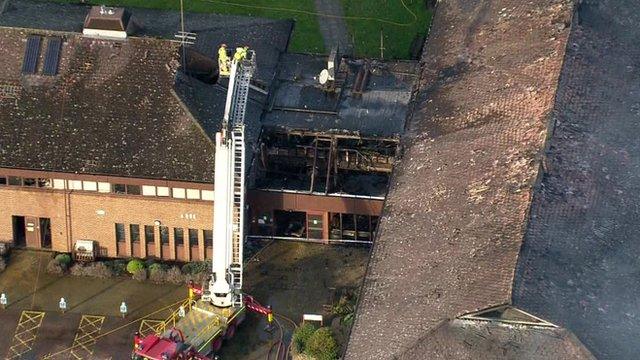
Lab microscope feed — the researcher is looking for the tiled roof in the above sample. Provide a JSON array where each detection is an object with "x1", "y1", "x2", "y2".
[
  {"x1": 345, "y1": 0, "x2": 574, "y2": 358},
  {"x1": 513, "y1": 1, "x2": 640, "y2": 359},
  {"x1": 0, "y1": 27, "x2": 216, "y2": 182}
]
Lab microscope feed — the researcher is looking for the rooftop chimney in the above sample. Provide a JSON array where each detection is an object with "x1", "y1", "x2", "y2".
[{"x1": 83, "y1": 5, "x2": 132, "y2": 39}]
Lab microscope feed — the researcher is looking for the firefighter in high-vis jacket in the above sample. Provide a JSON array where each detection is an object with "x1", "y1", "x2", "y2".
[
  {"x1": 218, "y1": 43, "x2": 230, "y2": 76},
  {"x1": 233, "y1": 46, "x2": 249, "y2": 62}
]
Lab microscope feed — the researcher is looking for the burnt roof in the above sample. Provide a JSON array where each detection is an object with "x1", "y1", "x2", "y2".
[
  {"x1": 0, "y1": 27, "x2": 217, "y2": 182},
  {"x1": 399, "y1": 319, "x2": 594, "y2": 360},
  {"x1": 346, "y1": 0, "x2": 575, "y2": 358},
  {"x1": 262, "y1": 53, "x2": 416, "y2": 138},
  {"x1": 512, "y1": 1, "x2": 640, "y2": 359}
]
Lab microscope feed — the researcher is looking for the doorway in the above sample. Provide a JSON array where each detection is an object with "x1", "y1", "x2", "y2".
[
  {"x1": 40, "y1": 218, "x2": 51, "y2": 249},
  {"x1": 12, "y1": 216, "x2": 26, "y2": 247}
]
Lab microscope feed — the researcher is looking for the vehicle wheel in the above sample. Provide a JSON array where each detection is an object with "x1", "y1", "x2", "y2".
[
  {"x1": 225, "y1": 324, "x2": 236, "y2": 339},
  {"x1": 213, "y1": 338, "x2": 223, "y2": 352}
]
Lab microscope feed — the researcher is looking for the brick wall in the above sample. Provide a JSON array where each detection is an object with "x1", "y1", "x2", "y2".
[{"x1": 0, "y1": 186, "x2": 213, "y2": 260}]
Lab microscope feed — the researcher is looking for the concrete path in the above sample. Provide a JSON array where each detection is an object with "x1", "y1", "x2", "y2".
[{"x1": 314, "y1": 0, "x2": 353, "y2": 55}]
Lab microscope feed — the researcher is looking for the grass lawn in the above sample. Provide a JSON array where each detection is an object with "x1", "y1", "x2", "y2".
[
  {"x1": 341, "y1": 0, "x2": 432, "y2": 59},
  {"x1": 54, "y1": 0, "x2": 325, "y2": 53}
]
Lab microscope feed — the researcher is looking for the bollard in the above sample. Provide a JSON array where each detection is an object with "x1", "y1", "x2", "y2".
[
  {"x1": 59, "y1": 297, "x2": 67, "y2": 314},
  {"x1": 120, "y1": 301, "x2": 128, "y2": 318},
  {"x1": 0, "y1": 293, "x2": 7, "y2": 309}
]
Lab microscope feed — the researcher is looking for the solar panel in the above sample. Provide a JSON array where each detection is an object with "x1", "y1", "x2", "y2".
[
  {"x1": 21, "y1": 35, "x2": 42, "y2": 74},
  {"x1": 43, "y1": 37, "x2": 62, "y2": 76}
]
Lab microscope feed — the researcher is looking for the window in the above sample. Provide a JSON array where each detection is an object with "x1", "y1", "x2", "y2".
[
  {"x1": 204, "y1": 230, "x2": 213, "y2": 248},
  {"x1": 8, "y1": 176, "x2": 21, "y2": 186},
  {"x1": 144, "y1": 225, "x2": 155, "y2": 244},
  {"x1": 23, "y1": 178, "x2": 36, "y2": 187},
  {"x1": 172, "y1": 188, "x2": 186, "y2": 199},
  {"x1": 114, "y1": 184, "x2": 126, "y2": 193},
  {"x1": 98, "y1": 182, "x2": 110, "y2": 193},
  {"x1": 37, "y1": 178, "x2": 51, "y2": 187},
  {"x1": 157, "y1": 186, "x2": 170, "y2": 197},
  {"x1": 115, "y1": 223, "x2": 125, "y2": 243},
  {"x1": 174, "y1": 228, "x2": 184, "y2": 246},
  {"x1": 53, "y1": 179, "x2": 65, "y2": 189},
  {"x1": 201, "y1": 190, "x2": 214, "y2": 201},
  {"x1": 0, "y1": 176, "x2": 6, "y2": 185},
  {"x1": 160, "y1": 226, "x2": 169, "y2": 245},
  {"x1": 68, "y1": 180, "x2": 82, "y2": 190},
  {"x1": 126, "y1": 185, "x2": 141, "y2": 195},
  {"x1": 142, "y1": 185, "x2": 156, "y2": 196},
  {"x1": 188, "y1": 229, "x2": 198, "y2": 246},
  {"x1": 82, "y1": 181, "x2": 97, "y2": 191},
  {"x1": 130, "y1": 224, "x2": 140, "y2": 243},
  {"x1": 186, "y1": 189, "x2": 200, "y2": 200}
]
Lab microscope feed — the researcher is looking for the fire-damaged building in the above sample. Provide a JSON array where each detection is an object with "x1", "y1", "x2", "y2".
[{"x1": 0, "y1": 1, "x2": 416, "y2": 259}]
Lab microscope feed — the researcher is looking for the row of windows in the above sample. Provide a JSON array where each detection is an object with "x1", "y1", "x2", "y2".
[
  {"x1": 0, "y1": 175, "x2": 214, "y2": 201},
  {"x1": 115, "y1": 223, "x2": 213, "y2": 247}
]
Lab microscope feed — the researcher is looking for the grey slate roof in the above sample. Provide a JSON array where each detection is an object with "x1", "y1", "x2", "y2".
[
  {"x1": 345, "y1": 0, "x2": 575, "y2": 358},
  {"x1": 512, "y1": 1, "x2": 640, "y2": 359}
]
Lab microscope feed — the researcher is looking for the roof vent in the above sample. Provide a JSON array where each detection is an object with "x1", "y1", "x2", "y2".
[{"x1": 83, "y1": 5, "x2": 133, "y2": 39}]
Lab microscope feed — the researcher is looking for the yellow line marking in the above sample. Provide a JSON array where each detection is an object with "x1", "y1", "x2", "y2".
[
  {"x1": 68, "y1": 315, "x2": 105, "y2": 360},
  {"x1": 5, "y1": 310, "x2": 46, "y2": 360}
]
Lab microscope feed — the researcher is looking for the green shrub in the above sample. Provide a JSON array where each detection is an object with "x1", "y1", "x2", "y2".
[
  {"x1": 148, "y1": 263, "x2": 163, "y2": 273},
  {"x1": 292, "y1": 323, "x2": 316, "y2": 353},
  {"x1": 306, "y1": 327, "x2": 338, "y2": 360},
  {"x1": 181, "y1": 261, "x2": 209, "y2": 275},
  {"x1": 126, "y1": 259, "x2": 145, "y2": 275},
  {"x1": 55, "y1": 253, "x2": 72, "y2": 266}
]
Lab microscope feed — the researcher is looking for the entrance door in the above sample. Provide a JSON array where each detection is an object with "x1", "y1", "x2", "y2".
[
  {"x1": 24, "y1": 216, "x2": 40, "y2": 248},
  {"x1": 40, "y1": 218, "x2": 52, "y2": 249},
  {"x1": 12, "y1": 216, "x2": 26, "y2": 247}
]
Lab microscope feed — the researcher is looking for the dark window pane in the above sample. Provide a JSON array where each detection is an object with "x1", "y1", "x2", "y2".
[
  {"x1": 0, "y1": 176, "x2": 6, "y2": 185},
  {"x1": 8, "y1": 176, "x2": 21, "y2": 186},
  {"x1": 204, "y1": 230, "x2": 213, "y2": 247},
  {"x1": 144, "y1": 225, "x2": 155, "y2": 244},
  {"x1": 37, "y1": 178, "x2": 51, "y2": 187},
  {"x1": 23, "y1": 178, "x2": 36, "y2": 187},
  {"x1": 127, "y1": 185, "x2": 141, "y2": 195},
  {"x1": 115, "y1": 223, "x2": 125, "y2": 243},
  {"x1": 130, "y1": 224, "x2": 140, "y2": 243},
  {"x1": 114, "y1": 184, "x2": 126, "y2": 194},
  {"x1": 188, "y1": 229, "x2": 198, "y2": 246},
  {"x1": 160, "y1": 226, "x2": 169, "y2": 245},
  {"x1": 174, "y1": 228, "x2": 184, "y2": 245}
]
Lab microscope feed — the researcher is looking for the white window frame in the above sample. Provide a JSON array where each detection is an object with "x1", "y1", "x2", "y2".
[
  {"x1": 186, "y1": 189, "x2": 200, "y2": 200},
  {"x1": 157, "y1": 186, "x2": 170, "y2": 197},
  {"x1": 53, "y1": 179, "x2": 66, "y2": 189},
  {"x1": 68, "y1": 180, "x2": 82, "y2": 190},
  {"x1": 172, "y1": 188, "x2": 186, "y2": 199},
  {"x1": 82, "y1": 181, "x2": 97, "y2": 191},
  {"x1": 142, "y1": 185, "x2": 157, "y2": 196},
  {"x1": 201, "y1": 190, "x2": 214, "y2": 201},
  {"x1": 98, "y1": 182, "x2": 111, "y2": 193}
]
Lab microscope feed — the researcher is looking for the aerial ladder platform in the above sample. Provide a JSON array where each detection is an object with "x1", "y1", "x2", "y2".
[{"x1": 132, "y1": 50, "x2": 272, "y2": 360}]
